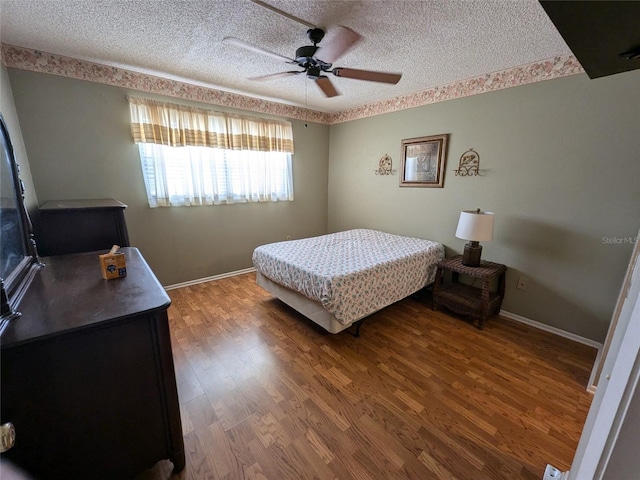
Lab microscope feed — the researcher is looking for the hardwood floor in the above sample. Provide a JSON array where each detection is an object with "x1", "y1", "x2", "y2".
[{"x1": 138, "y1": 272, "x2": 597, "y2": 480}]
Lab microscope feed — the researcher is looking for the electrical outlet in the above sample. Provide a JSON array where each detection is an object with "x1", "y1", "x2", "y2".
[
  {"x1": 286, "y1": 235, "x2": 291, "y2": 240},
  {"x1": 516, "y1": 276, "x2": 529, "y2": 291},
  {"x1": 543, "y1": 464, "x2": 563, "y2": 480}
]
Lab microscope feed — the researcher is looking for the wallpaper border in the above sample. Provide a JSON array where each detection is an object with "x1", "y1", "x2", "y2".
[{"x1": 1, "y1": 44, "x2": 584, "y2": 125}]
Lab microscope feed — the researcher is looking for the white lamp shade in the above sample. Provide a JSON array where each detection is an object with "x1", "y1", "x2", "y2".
[{"x1": 455, "y1": 210, "x2": 495, "y2": 241}]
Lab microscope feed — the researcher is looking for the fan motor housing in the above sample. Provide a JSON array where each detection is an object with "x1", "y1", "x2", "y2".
[
  {"x1": 295, "y1": 45, "x2": 318, "y2": 64},
  {"x1": 295, "y1": 45, "x2": 332, "y2": 74}
]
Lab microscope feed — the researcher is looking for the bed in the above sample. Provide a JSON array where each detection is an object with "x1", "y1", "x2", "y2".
[{"x1": 252, "y1": 229, "x2": 445, "y2": 334}]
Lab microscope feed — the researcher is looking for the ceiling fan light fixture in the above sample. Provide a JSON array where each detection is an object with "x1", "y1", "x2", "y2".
[
  {"x1": 228, "y1": 2, "x2": 404, "y2": 99},
  {"x1": 306, "y1": 66, "x2": 321, "y2": 79}
]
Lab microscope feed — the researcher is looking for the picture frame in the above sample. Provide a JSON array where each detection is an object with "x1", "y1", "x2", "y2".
[{"x1": 400, "y1": 134, "x2": 449, "y2": 188}]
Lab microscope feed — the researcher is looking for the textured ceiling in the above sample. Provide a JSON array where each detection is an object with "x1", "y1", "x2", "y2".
[{"x1": 0, "y1": 0, "x2": 571, "y2": 114}]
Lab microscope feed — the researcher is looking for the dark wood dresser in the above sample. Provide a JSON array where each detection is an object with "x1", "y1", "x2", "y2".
[
  {"x1": 38, "y1": 198, "x2": 130, "y2": 256},
  {"x1": 0, "y1": 248, "x2": 184, "y2": 480}
]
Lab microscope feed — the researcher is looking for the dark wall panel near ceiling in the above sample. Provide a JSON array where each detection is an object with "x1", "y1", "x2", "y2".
[{"x1": 540, "y1": 1, "x2": 640, "y2": 78}]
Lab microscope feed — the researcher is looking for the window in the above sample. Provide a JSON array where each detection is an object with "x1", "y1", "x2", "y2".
[
  {"x1": 138, "y1": 144, "x2": 293, "y2": 207},
  {"x1": 128, "y1": 96, "x2": 294, "y2": 208}
]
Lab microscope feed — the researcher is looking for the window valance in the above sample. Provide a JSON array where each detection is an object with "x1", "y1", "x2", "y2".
[{"x1": 127, "y1": 96, "x2": 294, "y2": 153}]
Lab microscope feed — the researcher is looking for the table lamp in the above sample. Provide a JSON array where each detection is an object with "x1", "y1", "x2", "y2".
[{"x1": 455, "y1": 209, "x2": 494, "y2": 267}]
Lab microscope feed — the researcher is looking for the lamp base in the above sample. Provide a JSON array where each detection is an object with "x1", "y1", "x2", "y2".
[{"x1": 462, "y1": 241, "x2": 483, "y2": 267}]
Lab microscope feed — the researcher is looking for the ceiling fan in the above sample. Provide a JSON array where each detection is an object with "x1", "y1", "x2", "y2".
[{"x1": 222, "y1": 0, "x2": 402, "y2": 98}]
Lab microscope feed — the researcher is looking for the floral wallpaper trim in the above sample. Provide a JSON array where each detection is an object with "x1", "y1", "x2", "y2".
[
  {"x1": 2, "y1": 44, "x2": 584, "y2": 125},
  {"x1": 0, "y1": 44, "x2": 330, "y2": 124},
  {"x1": 329, "y1": 55, "x2": 585, "y2": 124}
]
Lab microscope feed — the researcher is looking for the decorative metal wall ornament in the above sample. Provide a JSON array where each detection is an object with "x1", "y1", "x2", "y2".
[
  {"x1": 374, "y1": 154, "x2": 393, "y2": 175},
  {"x1": 454, "y1": 148, "x2": 481, "y2": 176}
]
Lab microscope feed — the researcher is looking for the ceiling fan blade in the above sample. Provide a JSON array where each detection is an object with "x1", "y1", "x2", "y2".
[
  {"x1": 249, "y1": 0, "x2": 315, "y2": 29},
  {"x1": 316, "y1": 77, "x2": 340, "y2": 97},
  {"x1": 222, "y1": 37, "x2": 294, "y2": 63},
  {"x1": 248, "y1": 71, "x2": 304, "y2": 81},
  {"x1": 332, "y1": 68, "x2": 402, "y2": 84},
  {"x1": 316, "y1": 26, "x2": 361, "y2": 64}
]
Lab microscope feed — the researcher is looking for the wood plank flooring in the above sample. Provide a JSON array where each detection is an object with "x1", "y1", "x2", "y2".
[{"x1": 138, "y1": 272, "x2": 597, "y2": 480}]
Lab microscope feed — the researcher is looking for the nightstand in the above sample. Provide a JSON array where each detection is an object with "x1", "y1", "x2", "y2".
[{"x1": 432, "y1": 255, "x2": 507, "y2": 329}]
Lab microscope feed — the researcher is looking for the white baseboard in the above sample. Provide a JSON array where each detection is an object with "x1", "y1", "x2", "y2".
[
  {"x1": 501, "y1": 310, "x2": 603, "y2": 394},
  {"x1": 500, "y1": 310, "x2": 603, "y2": 350},
  {"x1": 164, "y1": 267, "x2": 256, "y2": 291},
  {"x1": 586, "y1": 347, "x2": 604, "y2": 394}
]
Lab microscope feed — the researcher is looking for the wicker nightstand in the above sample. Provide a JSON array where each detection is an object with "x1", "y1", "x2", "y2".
[{"x1": 432, "y1": 255, "x2": 507, "y2": 329}]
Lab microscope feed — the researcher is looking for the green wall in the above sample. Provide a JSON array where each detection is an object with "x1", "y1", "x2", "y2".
[
  {"x1": 8, "y1": 69, "x2": 329, "y2": 286},
  {"x1": 1, "y1": 64, "x2": 37, "y2": 213},
  {"x1": 328, "y1": 71, "x2": 640, "y2": 342},
  {"x1": 8, "y1": 66, "x2": 640, "y2": 342}
]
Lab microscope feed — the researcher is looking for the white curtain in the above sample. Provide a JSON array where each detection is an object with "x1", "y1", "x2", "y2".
[
  {"x1": 139, "y1": 144, "x2": 293, "y2": 207},
  {"x1": 128, "y1": 97, "x2": 294, "y2": 207}
]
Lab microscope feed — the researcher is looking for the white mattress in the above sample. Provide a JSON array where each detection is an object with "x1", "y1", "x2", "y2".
[{"x1": 252, "y1": 229, "x2": 444, "y2": 325}]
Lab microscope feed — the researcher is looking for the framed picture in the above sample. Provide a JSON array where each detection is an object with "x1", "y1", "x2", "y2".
[{"x1": 400, "y1": 134, "x2": 449, "y2": 188}]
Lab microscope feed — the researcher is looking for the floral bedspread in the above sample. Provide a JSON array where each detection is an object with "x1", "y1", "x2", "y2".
[{"x1": 252, "y1": 229, "x2": 444, "y2": 324}]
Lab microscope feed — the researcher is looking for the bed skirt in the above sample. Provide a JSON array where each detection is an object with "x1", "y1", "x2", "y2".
[{"x1": 256, "y1": 271, "x2": 357, "y2": 334}]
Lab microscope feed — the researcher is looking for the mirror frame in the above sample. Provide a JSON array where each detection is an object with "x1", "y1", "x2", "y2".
[{"x1": 0, "y1": 113, "x2": 42, "y2": 335}]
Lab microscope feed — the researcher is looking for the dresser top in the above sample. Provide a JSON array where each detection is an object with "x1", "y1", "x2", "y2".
[
  {"x1": 39, "y1": 198, "x2": 127, "y2": 210},
  {"x1": 2, "y1": 247, "x2": 169, "y2": 348}
]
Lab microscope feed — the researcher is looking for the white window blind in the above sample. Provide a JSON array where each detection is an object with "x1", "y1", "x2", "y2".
[
  {"x1": 128, "y1": 97, "x2": 294, "y2": 207},
  {"x1": 138, "y1": 144, "x2": 293, "y2": 207}
]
